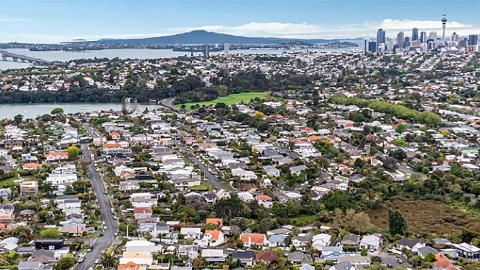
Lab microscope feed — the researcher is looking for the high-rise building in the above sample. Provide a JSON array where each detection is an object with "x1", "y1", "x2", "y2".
[
  {"x1": 405, "y1": 37, "x2": 411, "y2": 48},
  {"x1": 451, "y1": 32, "x2": 459, "y2": 46},
  {"x1": 204, "y1": 44, "x2": 210, "y2": 58},
  {"x1": 376, "y1": 28, "x2": 386, "y2": 52},
  {"x1": 224, "y1": 43, "x2": 229, "y2": 56},
  {"x1": 468, "y1": 34, "x2": 478, "y2": 46},
  {"x1": 441, "y1": 14, "x2": 447, "y2": 44},
  {"x1": 420, "y1": 32, "x2": 427, "y2": 43},
  {"x1": 412, "y1": 28, "x2": 419, "y2": 41},
  {"x1": 397, "y1": 31, "x2": 405, "y2": 49},
  {"x1": 368, "y1": 41, "x2": 377, "y2": 53}
]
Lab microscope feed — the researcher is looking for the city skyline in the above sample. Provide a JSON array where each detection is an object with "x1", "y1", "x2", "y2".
[{"x1": 1, "y1": 0, "x2": 480, "y2": 43}]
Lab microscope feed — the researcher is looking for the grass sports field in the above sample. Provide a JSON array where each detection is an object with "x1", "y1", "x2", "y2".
[{"x1": 177, "y1": 91, "x2": 268, "y2": 109}]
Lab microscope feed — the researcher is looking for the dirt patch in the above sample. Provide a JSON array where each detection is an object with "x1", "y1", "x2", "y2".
[{"x1": 367, "y1": 196, "x2": 480, "y2": 236}]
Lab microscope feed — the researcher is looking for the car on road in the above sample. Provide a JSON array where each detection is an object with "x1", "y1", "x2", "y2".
[
  {"x1": 95, "y1": 259, "x2": 99, "y2": 264},
  {"x1": 104, "y1": 226, "x2": 107, "y2": 230}
]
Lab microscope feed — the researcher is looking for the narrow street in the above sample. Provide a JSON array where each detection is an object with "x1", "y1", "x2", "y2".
[{"x1": 76, "y1": 125, "x2": 119, "y2": 270}]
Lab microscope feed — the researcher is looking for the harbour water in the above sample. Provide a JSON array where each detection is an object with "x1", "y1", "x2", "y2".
[{"x1": 0, "y1": 47, "x2": 361, "y2": 70}]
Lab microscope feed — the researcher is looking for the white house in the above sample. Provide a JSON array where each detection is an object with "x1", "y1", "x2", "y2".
[
  {"x1": 180, "y1": 228, "x2": 202, "y2": 240},
  {"x1": 46, "y1": 173, "x2": 77, "y2": 186},
  {"x1": 231, "y1": 168, "x2": 257, "y2": 181},
  {"x1": 199, "y1": 229, "x2": 225, "y2": 248},
  {"x1": 237, "y1": 192, "x2": 255, "y2": 202},
  {"x1": 360, "y1": 235, "x2": 381, "y2": 251}
]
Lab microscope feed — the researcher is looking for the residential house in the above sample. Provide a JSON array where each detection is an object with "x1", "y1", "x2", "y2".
[
  {"x1": 0, "y1": 188, "x2": 12, "y2": 200},
  {"x1": 44, "y1": 152, "x2": 68, "y2": 162},
  {"x1": 434, "y1": 254, "x2": 460, "y2": 270},
  {"x1": 231, "y1": 168, "x2": 257, "y2": 181},
  {"x1": 28, "y1": 249, "x2": 55, "y2": 264},
  {"x1": 201, "y1": 249, "x2": 225, "y2": 263},
  {"x1": 264, "y1": 165, "x2": 280, "y2": 178},
  {"x1": 337, "y1": 256, "x2": 372, "y2": 269},
  {"x1": 205, "y1": 218, "x2": 223, "y2": 229},
  {"x1": 257, "y1": 194, "x2": 273, "y2": 208},
  {"x1": 396, "y1": 238, "x2": 426, "y2": 254},
  {"x1": 453, "y1": 243, "x2": 480, "y2": 260},
  {"x1": 268, "y1": 234, "x2": 288, "y2": 248},
  {"x1": 417, "y1": 246, "x2": 438, "y2": 258},
  {"x1": 292, "y1": 233, "x2": 313, "y2": 251},
  {"x1": 200, "y1": 229, "x2": 225, "y2": 247},
  {"x1": 18, "y1": 261, "x2": 49, "y2": 270},
  {"x1": 133, "y1": 207, "x2": 153, "y2": 220},
  {"x1": 359, "y1": 235, "x2": 381, "y2": 251},
  {"x1": 18, "y1": 209, "x2": 36, "y2": 221},
  {"x1": 45, "y1": 173, "x2": 77, "y2": 186},
  {"x1": 231, "y1": 250, "x2": 255, "y2": 266},
  {"x1": 180, "y1": 228, "x2": 202, "y2": 240},
  {"x1": 0, "y1": 204, "x2": 14, "y2": 224},
  {"x1": 240, "y1": 233, "x2": 268, "y2": 247},
  {"x1": 341, "y1": 233, "x2": 360, "y2": 248},
  {"x1": 0, "y1": 237, "x2": 18, "y2": 251},
  {"x1": 312, "y1": 233, "x2": 332, "y2": 251},
  {"x1": 35, "y1": 239, "x2": 63, "y2": 250},
  {"x1": 290, "y1": 165, "x2": 307, "y2": 176},
  {"x1": 288, "y1": 252, "x2": 313, "y2": 265},
  {"x1": 117, "y1": 262, "x2": 140, "y2": 270},
  {"x1": 20, "y1": 181, "x2": 38, "y2": 196},
  {"x1": 178, "y1": 245, "x2": 198, "y2": 258},
  {"x1": 237, "y1": 192, "x2": 255, "y2": 202},
  {"x1": 256, "y1": 250, "x2": 278, "y2": 264}
]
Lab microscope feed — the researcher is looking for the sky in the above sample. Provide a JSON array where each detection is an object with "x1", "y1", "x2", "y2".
[{"x1": 1, "y1": 0, "x2": 480, "y2": 43}]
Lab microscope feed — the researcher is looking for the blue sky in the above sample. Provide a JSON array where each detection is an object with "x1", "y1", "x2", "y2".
[{"x1": 1, "y1": 0, "x2": 480, "y2": 43}]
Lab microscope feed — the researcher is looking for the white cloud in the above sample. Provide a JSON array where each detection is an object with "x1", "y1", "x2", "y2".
[{"x1": 5, "y1": 19, "x2": 480, "y2": 43}]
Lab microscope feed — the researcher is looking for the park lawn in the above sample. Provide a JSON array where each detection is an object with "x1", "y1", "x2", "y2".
[
  {"x1": 0, "y1": 169, "x2": 20, "y2": 188},
  {"x1": 0, "y1": 178, "x2": 14, "y2": 188},
  {"x1": 290, "y1": 215, "x2": 317, "y2": 226},
  {"x1": 177, "y1": 92, "x2": 268, "y2": 110},
  {"x1": 189, "y1": 184, "x2": 213, "y2": 192}
]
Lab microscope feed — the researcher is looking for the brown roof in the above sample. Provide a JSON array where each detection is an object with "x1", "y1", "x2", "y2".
[{"x1": 256, "y1": 250, "x2": 278, "y2": 262}]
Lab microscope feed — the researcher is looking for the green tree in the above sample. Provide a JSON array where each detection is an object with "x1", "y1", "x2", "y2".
[
  {"x1": 56, "y1": 256, "x2": 76, "y2": 270},
  {"x1": 395, "y1": 123, "x2": 406, "y2": 133},
  {"x1": 13, "y1": 114, "x2": 23, "y2": 124},
  {"x1": 51, "y1": 107, "x2": 64, "y2": 115},
  {"x1": 67, "y1": 146, "x2": 80, "y2": 159},
  {"x1": 40, "y1": 228, "x2": 61, "y2": 239},
  {"x1": 388, "y1": 209, "x2": 408, "y2": 236}
]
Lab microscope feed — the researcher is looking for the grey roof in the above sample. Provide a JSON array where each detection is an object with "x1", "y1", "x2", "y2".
[
  {"x1": 231, "y1": 250, "x2": 255, "y2": 260},
  {"x1": 18, "y1": 261, "x2": 45, "y2": 270},
  {"x1": 287, "y1": 252, "x2": 313, "y2": 264},
  {"x1": 341, "y1": 233, "x2": 360, "y2": 245},
  {"x1": 334, "y1": 261, "x2": 353, "y2": 270},
  {"x1": 418, "y1": 246, "x2": 438, "y2": 257}
]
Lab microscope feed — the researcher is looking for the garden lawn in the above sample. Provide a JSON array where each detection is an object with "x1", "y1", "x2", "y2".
[
  {"x1": 290, "y1": 215, "x2": 317, "y2": 226},
  {"x1": 177, "y1": 92, "x2": 268, "y2": 109}
]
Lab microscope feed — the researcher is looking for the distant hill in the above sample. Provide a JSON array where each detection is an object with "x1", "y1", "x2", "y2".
[{"x1": 97, "y1": 30, "x2": 336, "y2": 45}]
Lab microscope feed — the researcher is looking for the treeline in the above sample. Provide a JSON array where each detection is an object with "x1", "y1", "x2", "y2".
[
  {"x1": 330, "y1": 94, "x2": 442, "y2": 126},
  {"x1": 0, "y1": 69, "x2": 316, "y2": 105}
]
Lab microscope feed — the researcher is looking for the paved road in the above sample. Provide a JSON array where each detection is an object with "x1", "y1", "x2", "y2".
[
  {"x1": 76, "y1": 125, "x2": 118, "y2": 270},
  {"x1": 174, "y1": 142, "x2": 223, "y2": 191}
]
